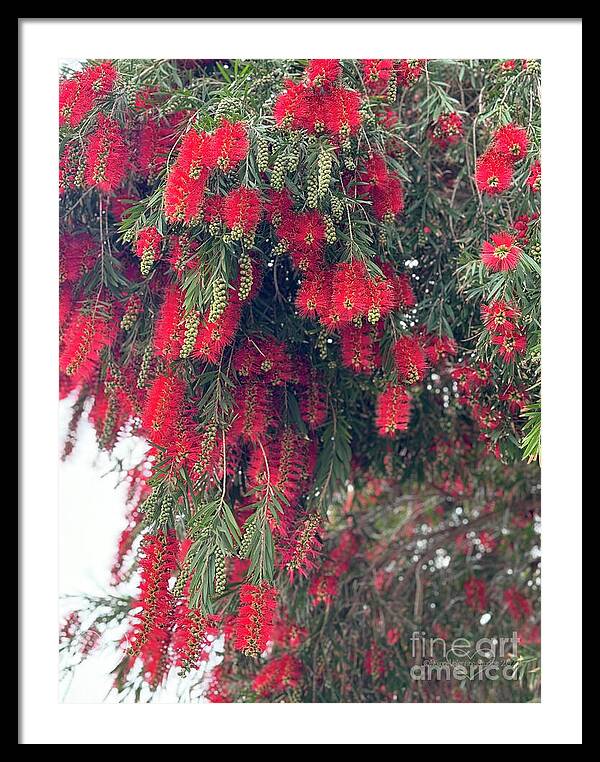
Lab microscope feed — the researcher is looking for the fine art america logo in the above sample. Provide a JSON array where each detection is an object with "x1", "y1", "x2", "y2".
[{"x1": 409, "y1": 631, "x2": 521, "y2": 682}]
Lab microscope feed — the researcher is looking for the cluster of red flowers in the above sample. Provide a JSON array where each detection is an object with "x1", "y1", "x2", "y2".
[
  {"x1": 59, "y1": 61, "x2": 118, "y2": 128},
  {"x1": 164, "y1": 120, "x2": 249, "y2": 224},
  {"x1": 358, "y1": 153, "x2": 405, "y2": 222},
  {"x1": 234, "y1": 583, "x2": 278, "y2": 657},
  {"x1": 308, "y1": 529, "x2": 359, "y2": 606},
  {"x1": 375, "y1": 384, "x2": 411, "y2": 437},
  {"x1": 274, "y1": 60, "x2": 361, "y2": 139},
  {"x1": 251, "y1": 653, "x2": 302, "y2": 698},
  {"x1": 481, "y1": 232, "x2": 522, "y2": 272},
  {"x1": 475, "y1": 123, "x2": 528, "y2": 195},
  {"x1": 429, "y1": 112, "x2": 464, "y2": 150},
  {"x1": 513, "y1": 212, "x2": 539, "y2": 246},
  {"x1": 481, "y1": 299, "x2": 527, "y2": 364},
  {"x1": 84, "y1": 114, "x2": 129, "y2": 193}
]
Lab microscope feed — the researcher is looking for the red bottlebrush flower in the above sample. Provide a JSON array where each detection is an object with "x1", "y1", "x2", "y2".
[
  {"x1": 481, "y1": 232, "x2": 522, "y2": 272},
  {"x1": 59, "y1": 142, "x2": 79, "y2": 194},
  {"x1": 295, "y1": 269, "x2": 332, "y2": 320},
  {"x1": 308, "y1": 572, "x2": 340, "y2": 607},
  {"x1": 501, "y1": 60, "x2": 516, "y2": 71},
  {"x1": 397, "y1": 59, "x2": 426, "y2": 87},
  {"x1": 475, "y1": 150, "x2": 513, "y2": 195},
  {"x1": 164, "y1": 129, "x2": 212, "y2": 224},
  {"x1": 209, "y1": 119, "x2": 249, "y2": 172},
  {"x1": 322, "y1": 87, "x2": 362, "y2": 137},
  {"x1": 84, "y1": 115, "x2": 128, "y2": 192},
  {"x1": 481, "y1": 299, "x2": 520, "y2": 333},
  {"x1": 229, "y1": 381, "x2": 272, "y2": 443},
  {"x1": 280, "y1": 210, "x2": 326, "y2": 273},
  {"x1": 59, "y1": 61, "x2": 118, "y2": 128},
  {"x1": 265, "y1": 188, "x2": 294, "y2": 225},
  {"x1": 422, "y1": 331, "x2": 458, "y2": 366},
  {"x1": 393, "y1": 271, "x2": 417, "y2": 310},
  {"x1": 273, "y1": 79, "x2": 310, "y2": 129},
  {"x1": 193, "y1": 296, "x2": 242, "y2": 364},
  {"x1": 125, "y1": 531, "x2": 177, "y2": 660},
  {"x1": 491, "y1": 327, "x2": 527, "y2": 363},
  {"x1": 59, "y1": 309, "x2": 115, "y2": 385},
  {"x1": 60, "y1": 233, "x2": 97, "y2": 283},
  {"x1": 504, "y1": 587, "x2": 533, "y2": 622},
  {"x1": 222, "y1": 186, "x2": 262, "y2": 235},
  {"x1": 331, "y1": 261, "x2": 369, "y2": 322},
  {"x1": 232, "y1": 336, "x2": 295, "y2": 385},
  {"x1": 135, "y1": 226, "x2": 163, "y2": 274},
  {"x1": 154, "y1": 284, "x2": 185, "y2": 359},
  {"x1": 135, "y1": 117, "x2": 174, "y2": 178},
  {"x1": 371, "y1": 175, "x2": 405, "y2": 222},
  {"x1": 298, "y1": 372, "x2": 328, "y2": 429},
  {"x1": 364, "y1": 644, "x2": 385, "y2": 682},
  {"x1": 234, "y1": 582, "x2": 277, "y2": 657},
  {"x1": 361, "y1": 59, "x2": 395, "y2": 92},
  {"x1": 492, "y1": 123, "x2": 529, "y2": 162},
  {"x1": 306, "y1": 59, "x2": 341, "y2": 89},
  {"x1": 340, "y1": 323, "x2": 380, "y2": 374},
  {"x1": 359, "y1": 153, "x2": 390, "y2": 189},
  {"x1": 429, "y1": 112, "x2": 464, "y2": 150},
  {"x1": 282, "y1": 513, "x2": 322, "y2": 581},
  {"x1": 142, "y1": 374, "x2": 186, "y2": 446},
  {"x1": 252, "y1": 654, "x2": 302, "y2": 698},
  {"x1": 464, "y1": 577, "x2": 487, "y2": 612},
  {"x1": 375, "y1": 384, "x2": 411, "y2": 437},
  {"x1": 171, "y1": 601, "x2": 220, "y2": 675},
  {"x1": 499, "y1": 384, "x2": 529, "y2": 414},
  {"x1": 527, "y1": 159, "x2": 541, "y2": 192},
  {"x1": 394, "y1": 335, "x2": 428, "y2": 384}
]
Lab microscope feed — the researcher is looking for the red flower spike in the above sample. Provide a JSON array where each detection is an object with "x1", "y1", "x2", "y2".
[
  {"x1": 375, "y1": 384, "x2": 411, "y2": 437},
  {"x1": 481, "y1": 232, "x2": 522, "y2": 272},
  {"x1": 475, "y1": 150, "x2": 513, "y2": 195},
  {"x1": 234, "y1": 583, "x2": 277, "y2": 657},
  {"x1": 492, "y1": 123, "x2": 529, "y2": 162},
  {"x1": 394, "y1": 335, "x2": 428, "y2": 384},
  {"x1": 84, "y1": 115, "x2": 128, "y2": 192}
]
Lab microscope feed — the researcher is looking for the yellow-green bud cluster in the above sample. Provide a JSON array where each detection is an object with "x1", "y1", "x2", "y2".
[
  {"x1": 257, "y1": 137, "x2": 270, "y2": 172},
  {"x1": 330, "y1": 195, "x2": 344, "y2": 223},
  {"x1": 137, "y1": 343, "x2": 153, "y2": 389},
  {"x1": 140, "y1": 487, "x2": 160, "y2": 520},
  {"x1": 231, "y1": 223, "x2": 245, "y2": 242},
  {"x1": 239, "y1": 522, "x2": 257, "y2": 557},
  {"x1": 272, "y1": 239, "x2": 288, "y2": 256},
  {"x1": 287, "y1": 143, "x2": 300, "y2": 171},
  {"x1": 316, "y1": 328, "x2": 328, "y2": 359},
  {"x1": 99, "y1": 393, "x2": 118, "y2": 448},
  {"x1": 324, "y1": 214, "x2": 337, "y2": 243},
  {"x1": 271, "y1": 154, "x2": 287, "y2": 190},
  {"x1": 208, "y1": 219, "x2": 221, "y2": 237},
  {"x1": 180, "y1": 311, "x2": 201, "y2": 358},
  {"x1": 208, "y1": 280, "x2": 228, "y2": 323},
  {"x1": 367, "y1": 305, "x2": 381, "y2": 324},
  {"x1": 307, "y1": 174, "x2": 319, "y2": 208},
  {"x1": 140, "y1": 248, "x2": 155, "y2": 277},
  {"x1": 213, "y1": 547, "x2": 226, "y2": 597},
  {"x1": 157, "y1": 493, "x2": 174, "y2": 527},
  {"x1": 172, "y1": 555, "x2": 191, "y2": 598},
  {"x1": 386, "y1": 75, "x2": 398, "y2": 104},
  {"x1": 318, "y1": 147, "x2": 333, "y2": 199},
  {"x1": 238, "y1": 250, "x2": 253, "y2": 301},
  {"x1": 120, "y1": 301, "x2": 139, "y2": 331}
]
